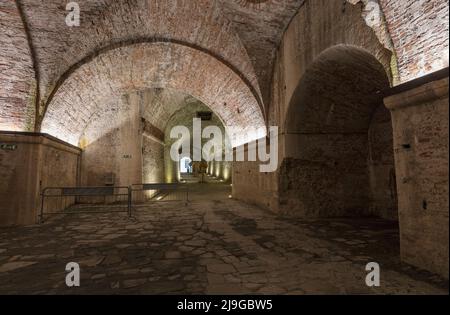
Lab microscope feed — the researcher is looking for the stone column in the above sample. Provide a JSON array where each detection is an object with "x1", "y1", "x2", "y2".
[
  {"x1": 384, "y1": 72, "x2": 449, "y2": 279},
  {"x1": 117, "y1": 94, "x2": 143, "y2": 188}
]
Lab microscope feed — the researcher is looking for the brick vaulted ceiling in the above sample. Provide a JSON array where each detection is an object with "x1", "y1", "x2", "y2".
[
  {"x1": 40, "y1": 43, "x2": 267, "y2": 147},
  {"x1": 1, "y1": 0, "x2": 449, "y2": 141},
  {"x1": 9, "y1": 0, "x2": 305, "y2": 143}
]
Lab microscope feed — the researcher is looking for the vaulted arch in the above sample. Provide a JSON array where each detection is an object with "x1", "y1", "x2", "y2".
[
  {"x1": 281, "y1": 45, "x2": 396, "y2": 219},
  {"x1": 41, "y1": 42, "x2": 266, "y2": 147}
]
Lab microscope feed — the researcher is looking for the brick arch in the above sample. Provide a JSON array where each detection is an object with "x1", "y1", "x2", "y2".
[
  {"x1": 20, "y1": 0, "x2": 262, "y2": 119},
  {"x1": 41, "y1": 42, "x2": 266, "y2": 147},
  {"x1": 271, "y1": 0, "x2": 394, "y2": 131},
  {"x1": 285, "y1": 44, "x2": 391, "y2": 135},
  {"x1": 280, "y1": 44, "x2": 396, "y2": 219}
]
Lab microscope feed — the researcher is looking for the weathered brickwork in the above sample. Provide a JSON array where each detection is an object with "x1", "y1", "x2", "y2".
[
  {"x1": 235, "y1": 0, "x2": 394, "y2": 217},
  {"x1": 81, "y1": 93, "x2": 142, "y2": 188},
  {"x1": 218, "y1": 0, "x2": 306, "y2": 107},
  {"x1": 1, "y1": 0, "x2": 448, "y2": 133},
  {"x1": 0, "y1": 0, "x2": 448, "y2": 283},
  {"x1": 271, "y1": 0, "x2": 393, "y2": 130},
  {"x1": 80, "y1": 88, "x2": 227, "y2": 188},
  {"x1": 142, "y1": 136, "x2": 165, "y2": 185},
  {"x1": 379, "y1": 0, "x2": 449, "y2": 82},
  {"x1": 18, "y1": 0, "x2": 262, "y2": 114},
  {"x1": 41, "y1": 43, "x2": 265, "y2": 147},
  {"x1": 275, "y1": 45, "x2": 394, "y2": 219},
  {"x1": 368, "y1": 104, "x2": 398, "y2": 221},
  {"x1": 385, "y1": 77, "x2": 449, "y2": 279},
  {"x1": 0, "y1": 0, "x2": 35, "y2": 131}
]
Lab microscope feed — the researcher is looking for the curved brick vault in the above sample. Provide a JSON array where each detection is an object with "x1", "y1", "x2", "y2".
[
  {"x1": 1, "y1": 0, "x2": 448, "y2": 136},
  {"x1": 41, "y1": 42, "x2": 266, "y2": 147},
  {"x1": 280, "y1": 45, "x2": 395, "y2": 219},
  {"x1": 0, "y1": 0, "x2": 35, "y2": 131},
  {"x1": 285, "y1": 45, "x2": 390, "y2": 134},
  {"x1": 18, "y1": 0, "x2": 263, "y2": 122}
]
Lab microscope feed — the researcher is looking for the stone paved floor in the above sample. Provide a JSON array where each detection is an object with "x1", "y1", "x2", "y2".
[{"x1": 0, "y1": 182, "x2": 448, "y2": 295}]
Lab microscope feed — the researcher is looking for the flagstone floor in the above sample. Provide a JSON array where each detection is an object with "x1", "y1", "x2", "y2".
[{"x1": 0, "y1": 181, "x2": 448, "y2": 295}]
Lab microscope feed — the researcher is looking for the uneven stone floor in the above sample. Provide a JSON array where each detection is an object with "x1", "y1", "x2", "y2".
[{"x1": 0, "y1": 182, "x2": 448, "y2": 295}]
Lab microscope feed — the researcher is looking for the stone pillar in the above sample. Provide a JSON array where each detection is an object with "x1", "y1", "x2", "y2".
[
  {"x1": 384, "y1": 71, "x2": 449, "y2": 279},
  {"x1": 117, "y1": 94, "x2": 143, "y2": 187}
]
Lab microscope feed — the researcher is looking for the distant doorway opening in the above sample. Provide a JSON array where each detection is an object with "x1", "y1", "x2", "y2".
[{"x1": 180, "y1": 157, "x2": 192, "y2": 174}]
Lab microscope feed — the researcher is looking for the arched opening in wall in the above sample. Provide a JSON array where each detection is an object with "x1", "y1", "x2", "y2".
[
  {"x1": 38, "y1": 42, "x2": 262, "y2": 202},
  {"x1": 69, "y1": 88, "x2": 234, "y2": 203},
  {"x1": 180, "y1": 157, "x2": 193, "y2": 174},
  {"x1": 164, "y1": 95, "x2": 233, "y2": 186},
  {"x1": 282, "y1": 45, "x2": 398, "y2": 222}
]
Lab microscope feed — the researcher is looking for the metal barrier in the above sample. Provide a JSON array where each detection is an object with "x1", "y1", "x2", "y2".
[
  {"x1": 40, "y1": 184, "x2": 189, "y2": 223},
  {"x1": 40, "y1": 186, "x2": 131, "y2": 223},
  {"x1": 130, "y1": 183, "x2": 189, "y2": 207}
]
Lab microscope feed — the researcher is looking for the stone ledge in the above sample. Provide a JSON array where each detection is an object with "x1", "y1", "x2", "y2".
[
  {"x1": 0, "y1": 131, "x2": 81, "y2": 155},
  {"x1": 384, "y1": 74, "x2": 449, "y2": 111}
]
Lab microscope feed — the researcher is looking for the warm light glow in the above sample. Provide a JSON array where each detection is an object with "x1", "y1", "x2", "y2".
[
  {"x1": 166, "y1": 173, "x2": 173, "y2": 183},
  {"x1": 223, "y1": 166, "x2": 231, "y2": 181},
  {"x1": 156, "y1": 196, "x2": 163, "y2": 201},
  {"x1": 215, "y1": 166, "x2": 221, "y2": 178}
]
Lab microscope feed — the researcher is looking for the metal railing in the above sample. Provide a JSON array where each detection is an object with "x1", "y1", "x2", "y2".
[
  {"x1": 39, "y1": 183, "x2": 190, "y2": 223},
  {"x1": 40, "y1": 186, "x2": 131, "y2": 223}
]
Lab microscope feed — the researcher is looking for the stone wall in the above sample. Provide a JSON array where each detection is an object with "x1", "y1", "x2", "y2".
[
  {"x1": 279, "y1": 134, "x2": 370, "y2": 218},
  {"x1": 233, "y1": 1, "x2": 397, "y2": 218},
  {"x1": 232, "y1": 142, "x2": 279, "y2": 212},
  {"x1": 41, "y1": 43, "x2": 265, "y2": 147},
  {"x1": 269, "y1": 0, "x2": 393, "y2": 132},
  {"x1": 0, "y1": 132, "x2": 80, "y2": 226},
  {"x1": 368, "y1": 104, "x2": 398, "y2": 220},
  {"x1": 142, "y1": 136, "x2": 165, "y2": 184},
  {"x1": 385, "y1": 73, "x2": 449, "y2": 279},
  {"x1": 277, "y1": 41, "x2": 395, "y2": 219},
  {"x1": 81, "y1": 94, "x2": 142, "y2": 188}
]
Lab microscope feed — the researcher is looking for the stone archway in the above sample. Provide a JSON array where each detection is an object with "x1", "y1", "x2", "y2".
[
  {"x1": 41, "y1": 42, "x2": 266, "y2": 148},
  {"x1": 280, "y1": 45, "x2": 397, "y2": 220}
]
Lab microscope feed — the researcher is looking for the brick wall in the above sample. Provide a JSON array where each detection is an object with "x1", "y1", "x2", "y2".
[
  {"x1": 0, "y1": 0, "x2": 35, "y2": 131},
  {"x1": 380, "y1": 0, "x2": 449, "y2": 82},
  {"x1": 385, "y1": 76, "x2": 449, "y2": 279}
]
